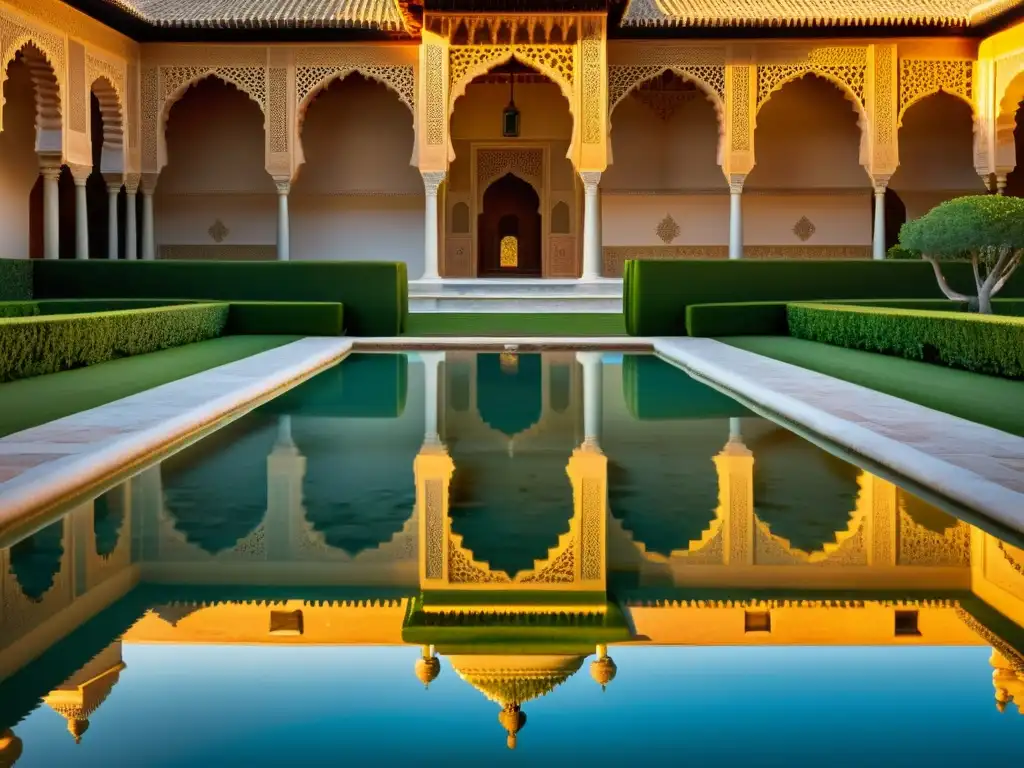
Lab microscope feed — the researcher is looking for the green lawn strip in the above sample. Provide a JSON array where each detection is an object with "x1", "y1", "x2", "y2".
[
  {"x1": 0, "y1": 335, "x2": 298, "y2": 438},
  {"x1": 405, "y1": 312, "x2": 626, "y2": 336},
  {"x1": 722, "y1": 336, "x2": 1024, "y2": 437}
]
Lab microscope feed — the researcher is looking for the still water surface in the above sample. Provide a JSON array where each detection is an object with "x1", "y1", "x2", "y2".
[{"x1": 2, "y1": 352, "x2": 1023, "y2": 766}]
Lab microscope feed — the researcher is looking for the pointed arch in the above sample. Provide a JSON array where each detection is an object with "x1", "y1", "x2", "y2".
[
  {"x1": 899, "y1": 86, "x2": 975, "y2": 129},
  {"x1": 4, "y1": 41, "x2": 62, "y2": 154},
  {"x1": 995, "y1": 68, "x2": 1024, "y2": 174},
  {"x1": 90, "y1": 75, "x2": 123, "y2": 174}
]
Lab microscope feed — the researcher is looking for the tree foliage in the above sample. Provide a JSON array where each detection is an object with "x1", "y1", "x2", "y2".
[{"x1": 898, "y1": 195, "x2": 1024, "y2": 313}]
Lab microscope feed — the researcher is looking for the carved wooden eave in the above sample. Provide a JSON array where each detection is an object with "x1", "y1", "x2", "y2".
[
  {"x1": 95, "y1": 0, "x2": 416, "y2": 33},
  {"x1": 619, "y1": 0, "x2": 1024, "y2": 29}
]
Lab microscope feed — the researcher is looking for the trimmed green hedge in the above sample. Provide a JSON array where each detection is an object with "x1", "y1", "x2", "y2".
[
  {"x1": 0, "y1": 259, "x2": 32, "y2": 301},
  {"x1": 685, "y1": 297, "x2": 1024, "y2": 337},
  {"x1": 787, "y1": 303, "x2": 1024, "y2": 378},
  {"x1": 225, "y1": 301, "x2": 344, "y2": 336},
  {"x1": 686, "y1": 302, "x2": 790, "y2": 337},
  {"x1": 30, "y1": 259, "x2": 407, "y2": 336},
  {"x1": 0, "y1": 303, "x2": 229, "y2": 382},
  {"x1": 623, "y1": 259, "x2": 1024, "y2": 336}
]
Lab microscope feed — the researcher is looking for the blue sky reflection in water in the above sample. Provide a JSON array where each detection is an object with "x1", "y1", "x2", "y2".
[{"x1": 2, "y1": 352, "x2": 1024, "y2": 766}]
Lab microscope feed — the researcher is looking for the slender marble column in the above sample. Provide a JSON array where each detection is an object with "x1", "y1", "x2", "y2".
[
  {"x1": 105, "y1": 176, "x2": 121, "y2": 259},
  {"x1": 275, "y1": 180, "x2": 290, "y2": 261},
  {"x1": 69, "y1": 165, "x2": 91, "y2": 260},
  {"x1": 421, "y1": 171, "x2": 445, "y2": 280},
  {"x1": 872, "y1": 184, "x2": 886, "y2": 260},
  {"x1": 729, "y1": 417, "x2": 743, "y2": 442},
  {"x1": 577, "y1": 351, "x2": 603, "y2": 444},
  {"x1": 124, "y1": 175, "x2": 139, "y2": 260},
  {"x1": 40, "y1": 162, "x2": 62, "y2": 260},
  {"x1": 580, "y1": 171, "x2": 602, "y2": 280},
  {"x1": 996, "y1": 174, "x2": 1008, "y2": 196},
  {"x1": 421, "y1": 352, "x2": 444, "y2": 443},
  {"x1": 728, "y1": 179, "x2": 743, "y2": 260},
  {"x1": 277, "y1": 414, "x2": 294, "y2": 446},
  {"x1": 141, "y1": 174, "x2": 157, "y2": 261}
]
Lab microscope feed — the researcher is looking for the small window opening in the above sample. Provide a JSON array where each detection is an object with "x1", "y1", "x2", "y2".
[
  {"x1": 744, "y1": 610, "x2": 771, "y2": 633},
  {"x1": 894, "y1": 610, "x2": 920, "y2": 637}
]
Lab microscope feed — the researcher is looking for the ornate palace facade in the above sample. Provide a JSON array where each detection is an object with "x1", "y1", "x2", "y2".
[{"x1": 3, "y1": 1, "x2": 1024, "y2": 279}]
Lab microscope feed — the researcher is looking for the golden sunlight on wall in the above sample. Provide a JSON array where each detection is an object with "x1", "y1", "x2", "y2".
[
  {"x1": 0, "y1": 59, "x2": 43, "y2": 259},
  {"x1": 890, "y1": 92, "x2": 987, "y2": 220}
]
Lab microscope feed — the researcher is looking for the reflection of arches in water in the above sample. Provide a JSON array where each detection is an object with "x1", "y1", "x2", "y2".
[
  {"x1": 899, "y1": 489, "x2": 959, "y2": 534},
  {"x1": 93, "y1": 491, "x2": 124, "y2": 558},
  {"x1": 448, "y1": 450, "x2": 573, "y2": 577},
  {"x1": 477, "y1": 353, "x2": 542, "y2": 437},
  {"x1": 10, "y1": 519, "x2": 64, "y2": 601},
  {"x1": 606, "y1": 422, "x2": 723, "y2": 556},
  {"x1": 297, "y1": 420, "x2": 419, "y2": 556},
  {"x1": 751, "y1": 427, "x2": 859, "y2": 553},
  {"x1": 549, "y1": 363, "x2": 571, "y2": 414},
  {"x1": 162, "y1": 418, "x2": 276, "y2": 554}
]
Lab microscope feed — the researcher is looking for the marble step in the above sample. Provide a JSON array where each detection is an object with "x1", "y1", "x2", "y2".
[{"x1": 408, "y1": 278, "x2": 623, "y2": 313}]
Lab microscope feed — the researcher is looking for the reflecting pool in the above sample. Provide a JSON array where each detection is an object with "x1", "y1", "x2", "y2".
[{"x1": 2, "y1": 352, "x2": 1023, "y2": 765}]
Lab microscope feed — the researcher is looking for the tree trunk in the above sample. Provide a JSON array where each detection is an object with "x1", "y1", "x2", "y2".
[{"x1": 978, "y1": 285, "x2": 994, "y2": 314}]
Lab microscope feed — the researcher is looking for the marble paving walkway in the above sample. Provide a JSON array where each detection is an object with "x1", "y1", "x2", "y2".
[
  {"x1": 0, "y1": 337, "x2": 352, "y2": 540},
  {"x1": 655, "y1": 337, "x2": 1024, "y2": 535}
]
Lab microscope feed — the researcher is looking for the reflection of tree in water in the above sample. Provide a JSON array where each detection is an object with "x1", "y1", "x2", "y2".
[
  {"x1": 448, "y1": 447, "x2": 573, "y2": 577},
  {"x1": 93, "y1": 492, "x2": 124, "y2": 558},
  {"x1": 899, "y1": 491, "x2": 959, "y2": 534},
  {"x1": 298, "y1": 421, "x2": 419, "y2": 557},
  {"x1": 751, "y1": 428, "x2": 860, "y2": 553},
  {"x1": 605, "y1": 422, "x2": 722, "y2": 557},
  {"x1": 162, "y1": 417, "x2": 275, "y2": 554},
  {"x1": 10, "y1": 519, "x2": 64, "y2": 601}
]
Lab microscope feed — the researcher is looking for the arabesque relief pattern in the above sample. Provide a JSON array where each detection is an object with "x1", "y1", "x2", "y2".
[
  {"x1": 756, "y1": 47, "x2": 867, "y2": 114},
  {"x1": 899, "y1": 58, "x2": 974, "y2": 121}
]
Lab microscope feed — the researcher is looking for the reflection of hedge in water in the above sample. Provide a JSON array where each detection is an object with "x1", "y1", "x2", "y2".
[
  {"x1": 606, "y1": 421, "x2": 725, "y2": 556},
  {"x1": 448, "y1": 449, "x2": 573, "y2": 577},
  {"x1": 162, "y1": 417, "x2": 277, "y2": 554},
  {"x1": 262, "y1": 353, "x2": 407, "y2": 419},
  {"x1": 477, "y1": 353, "x2": 542, "y2": 437},
  {"x1": 93, "y1": 491, "x2": 124, "y2": 558},
  {"x1": 622, "y1": 355, "x2": 750, "y2": 421},
  {"x1": 296, "y1": 419, "x2": 420, "y2": 556},
  {"x1": 10, "y1": 519, "x2": 64, "y2": 601},
  {"x1": 751, "y1": 427, "x2": 860, "y2": 553}
]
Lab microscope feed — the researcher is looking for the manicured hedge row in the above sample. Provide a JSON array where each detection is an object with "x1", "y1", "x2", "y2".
[
  {"x1": 685, "y1": 298, "x2": 1024, "y2": 337},
  {"x1": 0, "y1": 303, "x2": 229, "y2": 382},
  {"x1": 623, "y1": 259, "x2": 1024, "y2": 336},
  {"x1": 623, "y1": 354, "x2": 750, "y2": 420},
  {"x1": 225, "y1": 301, "x2": 344, "y2": 336},
  {"x1": 787, "y1": 303, "x2": 1024, "y2": 378},
  {"x1": 0, "y1": 259, "x2": 31, "y2": 301},
  {"x1": 30, "y1": 259, "x2": 407, "y2": 336}
]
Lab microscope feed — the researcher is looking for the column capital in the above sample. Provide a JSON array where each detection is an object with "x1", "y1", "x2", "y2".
[
  {"x1": 39, "y1": 162, "x2": 62, "y2": 182},
  {"x1": 421, "y1": 170, "x2": 446, "y2": 195},
  {"x1": 728, "y1": 176, "x2": 745, "y2": 194},
  {"x1": 140, "y1": 172, "x2": 159, "y2": 195},
  {"x1": 68, "y1": 164, "x2": 92, "y2": 185},
  {"x1": 871, "y1": 176, "x2": 890, "y2": 195},
  {"x1": 274, "y1": 178, "x2": 291, "y2": 195},
  {"x1": 579, "y1": 170, "x2": 602, "y2": 190},
  {"x1": 124, "y1": 173, "x2": 141, "y2": 194},
  {"x1": 103, "y1": 173, "x2": 123, "y2": 194}
]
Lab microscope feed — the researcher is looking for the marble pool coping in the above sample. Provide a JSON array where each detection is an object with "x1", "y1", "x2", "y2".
[
  {"x1": 1, "y1": 333, "x2": 1022, "y2": 545},
  {"x1": 0, "y1": 337, "x2": 353, "y2": 545},
  {"x1": 654, "y1": 337, "x2": 1024, "y2": 537}
]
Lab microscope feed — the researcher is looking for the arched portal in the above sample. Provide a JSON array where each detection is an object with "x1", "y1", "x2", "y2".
[
  {"x1": 158, "y1": 77, "x2": 273, "y2": 260},
  {"x1": 478, "y1": 173, "x2": 541, "y2": 276},
  {"x1": 447, "y1": 59, "x2": 576, "y2": 277},
  {"x1": 890, "y1": 92, "x2": 986, "y2": 219},
  {"x1": 1, "y1": 53, "x2": 46, "y2": 259},
  {"x1": 10, "y1": 519, "x2": 64, "y2": 601}
]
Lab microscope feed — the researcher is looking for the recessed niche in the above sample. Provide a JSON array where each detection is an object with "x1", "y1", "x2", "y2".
[
  {"x1": 269, "y1": 609, "x2": 304, "y2": 636},
  {"x1": 744, "y1": 610, "x2": 772, "y2": 633},
  {"x1": 894, "y1": 610, "x2": 921, "y2": 637}
]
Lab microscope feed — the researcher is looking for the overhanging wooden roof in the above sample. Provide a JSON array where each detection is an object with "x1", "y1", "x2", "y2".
[
  {"x1": 99, "y1": 0, "x2": 411, "y2": 31},
  {"x1": 619, "y1": 0, "x2": 1024, "y2": 28}
]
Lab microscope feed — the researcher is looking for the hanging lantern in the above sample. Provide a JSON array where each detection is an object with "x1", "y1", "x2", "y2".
[{"x1": 503, "y1": 72, "x2": 520, "y2": 138}]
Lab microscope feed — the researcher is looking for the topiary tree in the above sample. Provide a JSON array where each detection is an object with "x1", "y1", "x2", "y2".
[{"x1": 899, "y1": 195, "x2": 1024, "y2": 314}]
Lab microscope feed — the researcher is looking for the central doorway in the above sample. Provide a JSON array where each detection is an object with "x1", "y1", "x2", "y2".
[{"x1": 477, "y1": 173, "x2": 542, "y2": 277}]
